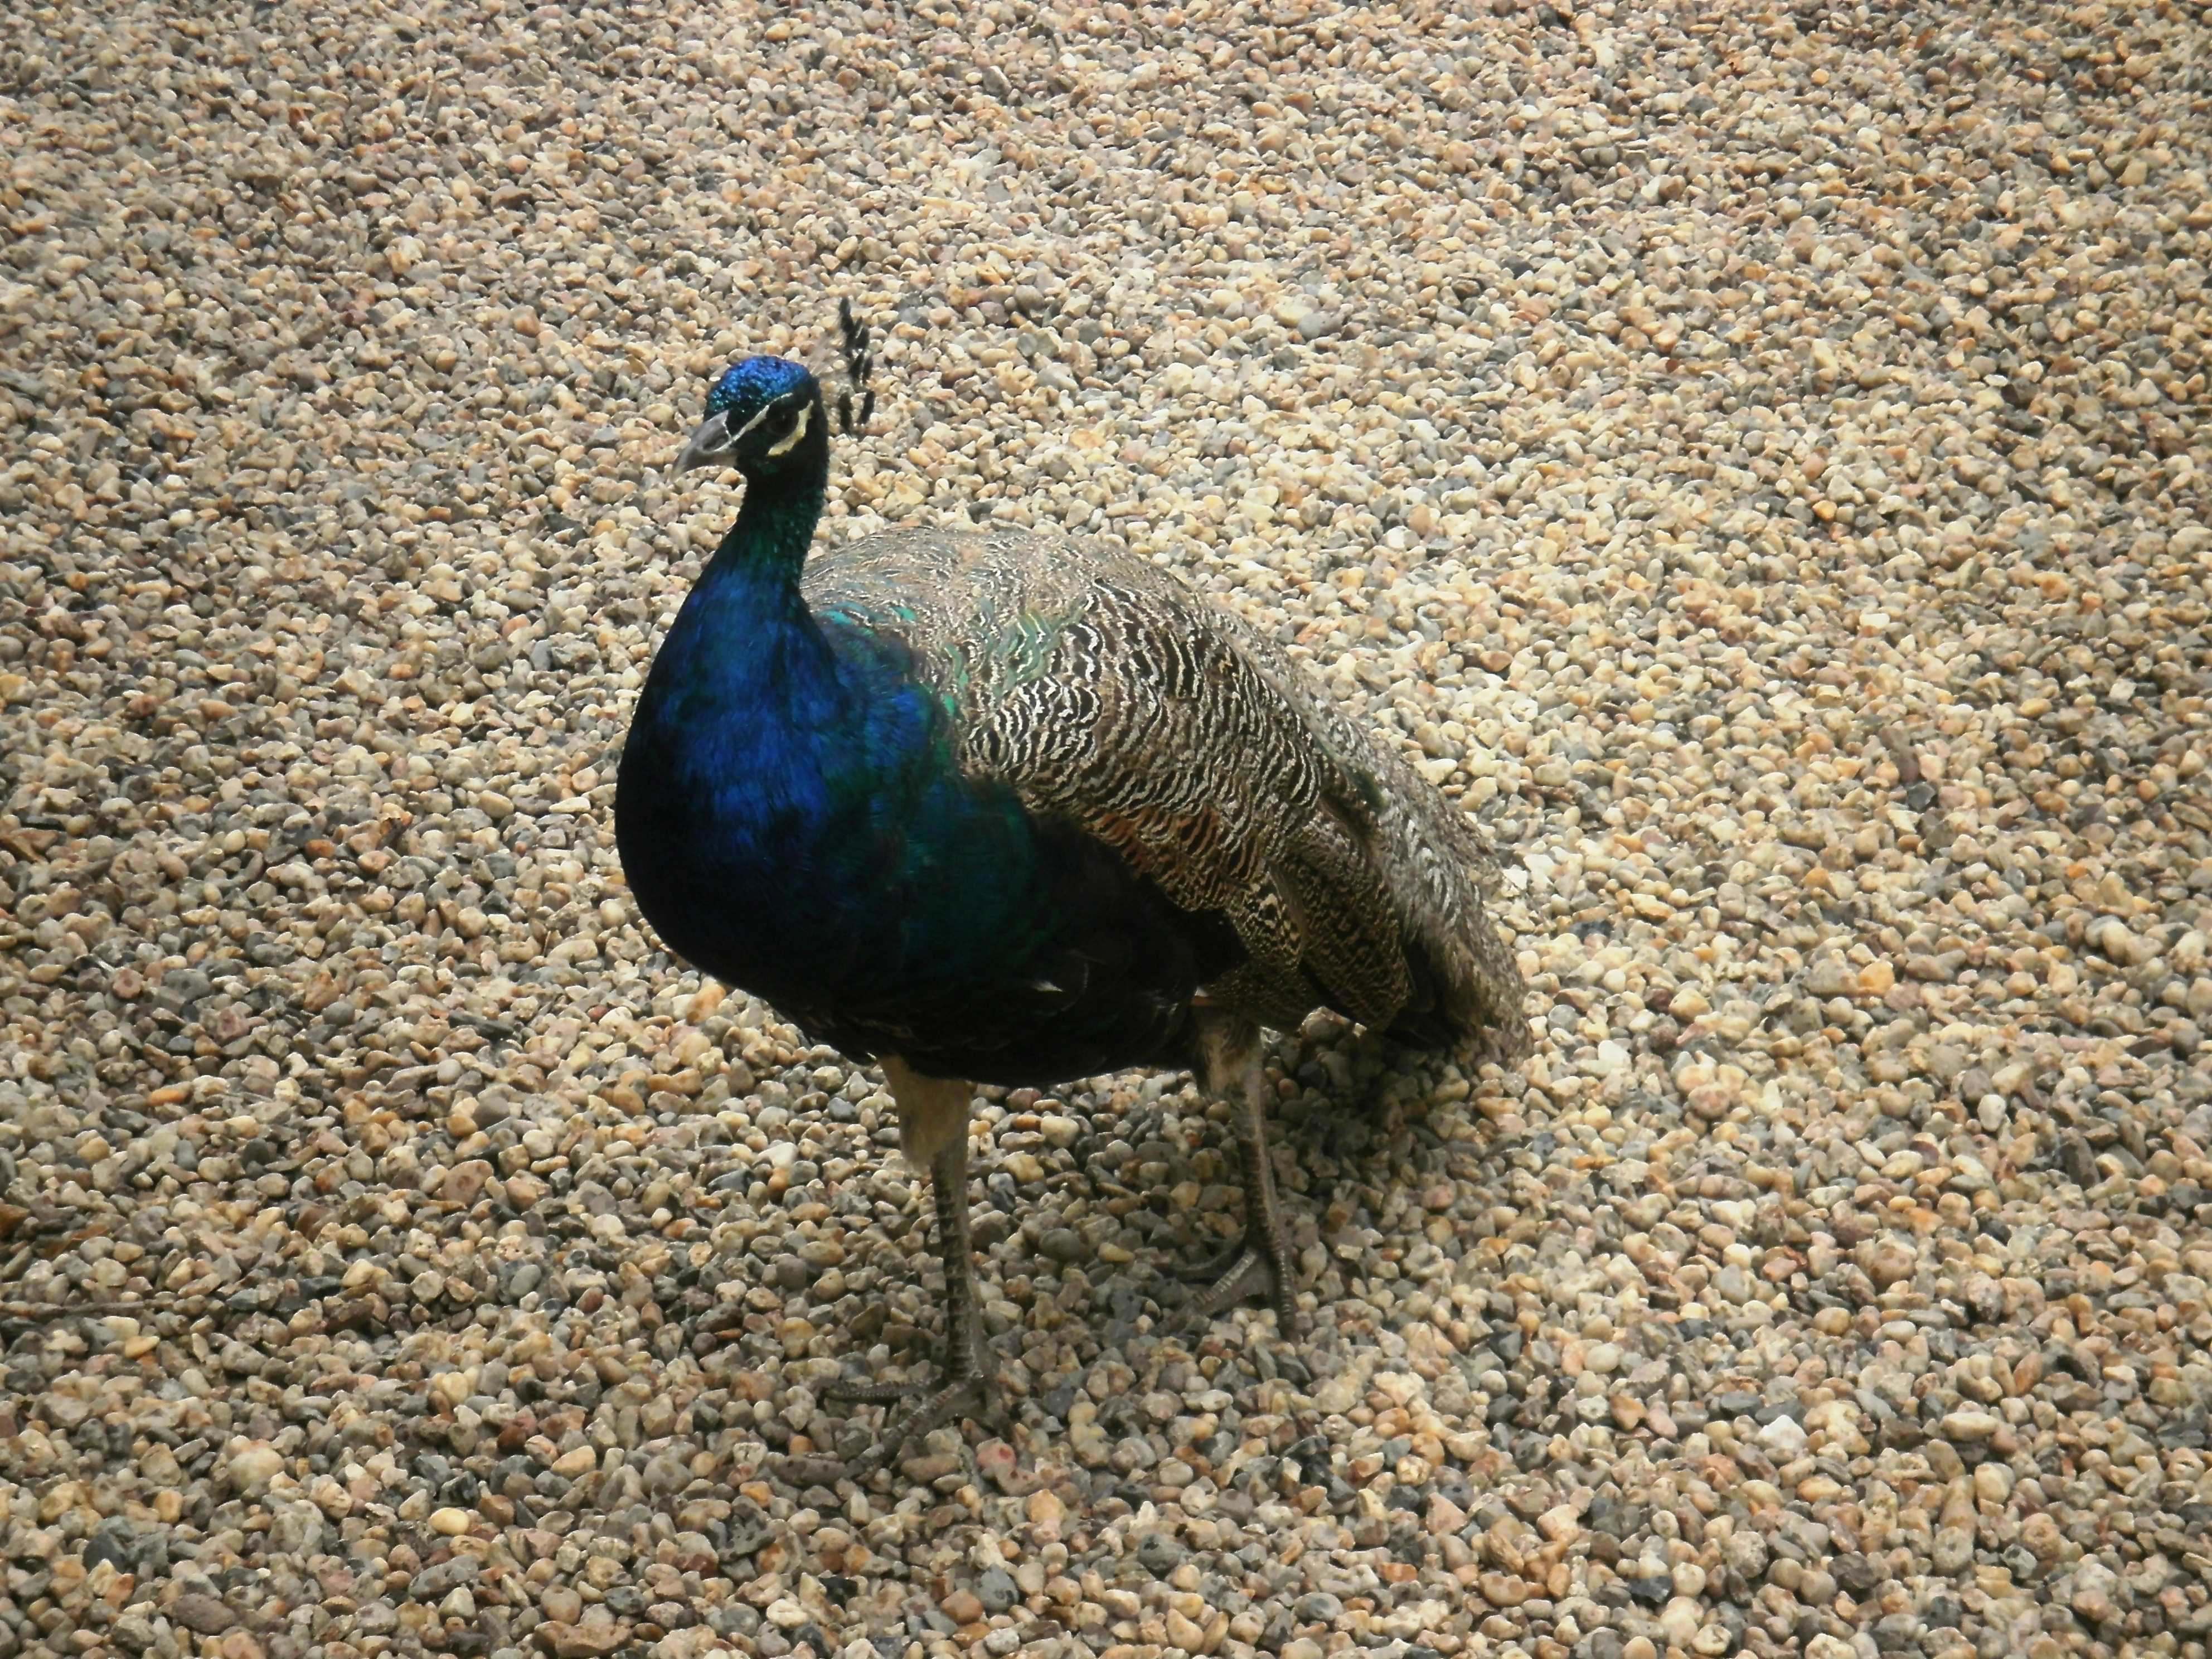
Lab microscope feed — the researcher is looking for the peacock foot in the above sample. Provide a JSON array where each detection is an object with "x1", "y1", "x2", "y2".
[
  {"x1": 821, "y1": 1337, "x2": 997, "y2": 1477},
  {"x1": 1171, "y1": 1225, "x2": 1304, "y2": 1335},
  {"x1": 1166, "y1": 1016, "x2": 1308, "y2": 1337}
]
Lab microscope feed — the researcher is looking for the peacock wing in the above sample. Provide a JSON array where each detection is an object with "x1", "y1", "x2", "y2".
[
  {"x1": 802, "y1": 524, "x2": 1522, "y2": 1049},
  {"x1": 812, "y1": 530, "x2": 1412, "y2": 1029}
]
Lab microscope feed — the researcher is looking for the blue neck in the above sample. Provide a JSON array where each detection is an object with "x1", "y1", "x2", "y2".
[
  {"x1": 707, "y1": 442, "x2": 828, "y2": 603},
  {"x1": 671, "y1": 445, "x2": 836, "y2": 705},
  {"x1": 721, "y1": 443, "x2": 828, "y2": 584}
]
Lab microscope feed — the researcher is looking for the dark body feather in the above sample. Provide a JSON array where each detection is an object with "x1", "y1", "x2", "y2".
[{"x1": 619, "y1": 502, "x2": 1529, "y2": 1084}]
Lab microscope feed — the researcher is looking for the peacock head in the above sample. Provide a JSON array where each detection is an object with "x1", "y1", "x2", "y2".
[
  {"x1": 676, "y1": 307, "x2": 875, "y2": 483},
  {"x1": 676, "y1": 356, "x2": 826, "y2": 480}
]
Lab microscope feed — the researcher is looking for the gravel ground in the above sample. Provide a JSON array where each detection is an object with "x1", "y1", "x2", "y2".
[{"x1": 4, "y1": 2, "x2": 2212, "y2": 1659}]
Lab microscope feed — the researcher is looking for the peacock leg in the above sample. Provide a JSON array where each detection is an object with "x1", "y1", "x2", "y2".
[
  {"x1": 1175, "y1": 1014, "x2": 1303, "y2": 1332},
  {"x1": 824, "y1": 1063, "x2": 993, "y2": 1472}
]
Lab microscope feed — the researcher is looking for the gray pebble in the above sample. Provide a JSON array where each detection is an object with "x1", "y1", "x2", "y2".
[{"x1": 976, "y1": 1567, "x2": 1019, "y2": 1616}]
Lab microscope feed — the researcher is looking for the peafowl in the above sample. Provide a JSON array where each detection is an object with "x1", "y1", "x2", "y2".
[{"x1": 615, "y1": 313, "x2": 1530, "y2": 1470}]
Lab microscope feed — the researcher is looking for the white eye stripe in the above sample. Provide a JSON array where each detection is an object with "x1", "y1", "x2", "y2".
[
  {"x1": 762, "y1": 399, "x2": 812, "y2": 457},
  {"x1": 725, "y1": 400, "x2": 780, "y2": 445}
]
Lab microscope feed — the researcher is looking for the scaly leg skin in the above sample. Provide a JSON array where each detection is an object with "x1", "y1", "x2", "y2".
[
  {"x1": 823, "y1": 1061, "x2": 995, "y2": 1476},
  {"x1": 1174, "y1": 1013, "x2": 1305, "y2": 1335}
]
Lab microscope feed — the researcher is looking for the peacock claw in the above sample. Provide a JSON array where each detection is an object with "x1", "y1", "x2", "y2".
[
  {"x1": 1172, "y1": 1238, "x2": 1255, "y2": 1285},
  {"x1": 1173, "y1": 1234, "x2": 1303, "y2": 1335},
  {"x1": 875, "y1": 1375, "x2": 993, "y2": 1468},
  {"x1": 829, "y1": 1357, "x2": 996, "y2": 1477},
  {"x1": 779, "y1": 1453, "x2": 850, "y2": 1490}
]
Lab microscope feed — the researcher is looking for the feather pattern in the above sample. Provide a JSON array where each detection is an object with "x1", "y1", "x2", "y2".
[{"x1": 796, "y1": 523, "x2": 1529, "y2": 1059}]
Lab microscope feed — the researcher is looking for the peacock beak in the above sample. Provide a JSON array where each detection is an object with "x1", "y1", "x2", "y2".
[{"x1": 676, "y1": 410, "x2": 735, "y2": 474}]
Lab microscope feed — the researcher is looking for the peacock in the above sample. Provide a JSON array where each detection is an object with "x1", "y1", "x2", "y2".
[{"x1": 615, "y1": 310, "x2": 1531, "y2": 1472}]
